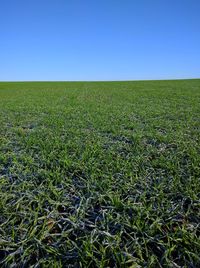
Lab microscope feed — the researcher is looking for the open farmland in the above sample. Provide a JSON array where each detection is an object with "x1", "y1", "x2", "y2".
[{"x1": 0, "y1": 80, "x2": 200, "y2": 267}]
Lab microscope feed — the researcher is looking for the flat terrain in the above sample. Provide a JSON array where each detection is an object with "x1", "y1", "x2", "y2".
[{"x1": 0, "y1": 80, "x2": 200, "y2": 267}]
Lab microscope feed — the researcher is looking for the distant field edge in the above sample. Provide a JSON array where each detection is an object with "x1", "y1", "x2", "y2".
[{"x1": 0, "y1": 78, "x2": 200, "y2": 83}]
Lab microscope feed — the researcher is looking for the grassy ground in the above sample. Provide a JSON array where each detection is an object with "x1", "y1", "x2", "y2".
[{"x1": 0, "y1": 80, "x2": 200, "y2": 267}]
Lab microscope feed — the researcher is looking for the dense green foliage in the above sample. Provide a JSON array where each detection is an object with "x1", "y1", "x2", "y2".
[{"x1": 0, "y1": 80, "x2": 200, "y2": 267}]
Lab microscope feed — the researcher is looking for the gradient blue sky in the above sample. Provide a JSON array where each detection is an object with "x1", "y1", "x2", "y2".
[{"x1": 0, "y1": 0, "x2": 200, "y2": 81}]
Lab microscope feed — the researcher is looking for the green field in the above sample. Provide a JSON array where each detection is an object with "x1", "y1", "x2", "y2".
[{"x1": 0, "y1": 80, "x2": 200, "y2": 267}]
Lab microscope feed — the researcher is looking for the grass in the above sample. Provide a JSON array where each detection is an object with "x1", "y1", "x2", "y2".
[{"x1": 0, "y1": 79, "x2": 200, "y2": 267}]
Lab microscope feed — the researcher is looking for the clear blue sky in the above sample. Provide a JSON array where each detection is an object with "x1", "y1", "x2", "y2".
[{"x1": 0, "y1": 0, "x2": 199, "y2": 81}]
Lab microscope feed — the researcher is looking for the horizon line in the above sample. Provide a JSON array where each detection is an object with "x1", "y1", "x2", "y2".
[{"x1": 0, "y1": 77, "x2": 200, "y2": 83}]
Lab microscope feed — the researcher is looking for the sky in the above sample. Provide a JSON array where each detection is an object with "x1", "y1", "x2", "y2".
[{"x1": 0, "y1": 0, "x2": 200, "y2": 81}]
